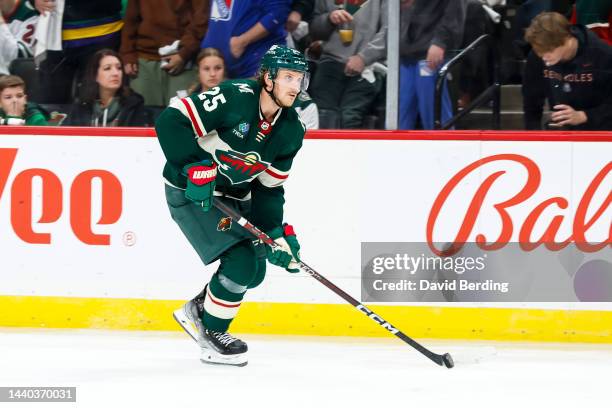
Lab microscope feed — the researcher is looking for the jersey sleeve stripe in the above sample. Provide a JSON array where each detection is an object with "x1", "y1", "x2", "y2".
[
  {"x1": 169, "y1": 97, "x2": 201, "y2": 137},
  {"x1": 264, "y1": 167, "x2": 289, "y2": 179},
  {"x1": 180, "y1": 98, "x2": 206, "y2": 137},
  {"x1": 257, "y1": 167, "x2": 290, "y2": 187}
]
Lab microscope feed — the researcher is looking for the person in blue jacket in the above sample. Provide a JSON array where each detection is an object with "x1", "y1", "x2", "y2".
[{"x1": 201, "y1": 0, "x2": 292, "y2": 78}]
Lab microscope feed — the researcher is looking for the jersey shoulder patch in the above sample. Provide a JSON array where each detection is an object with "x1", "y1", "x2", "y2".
[
  {"x1": 224, "y1": 79, "x2": 258, "y2": 96},
  {"x1": 213, "y1": 80, "x2": 259, "y2": 110}
]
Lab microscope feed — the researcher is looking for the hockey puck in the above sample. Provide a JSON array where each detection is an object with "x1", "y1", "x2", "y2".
[{"x1": 442, "y1": 353, "x2": 454, "y2": 369}]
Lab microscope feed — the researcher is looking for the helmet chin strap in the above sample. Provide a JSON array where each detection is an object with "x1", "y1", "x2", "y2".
[{"x1": 265, "y1": 80, "x2": 285, "y2": 108}]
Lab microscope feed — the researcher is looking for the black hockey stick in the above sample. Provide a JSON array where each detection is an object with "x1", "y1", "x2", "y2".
[{"x1": 213, "y1": 197, "x2": 454, "y2": 369}]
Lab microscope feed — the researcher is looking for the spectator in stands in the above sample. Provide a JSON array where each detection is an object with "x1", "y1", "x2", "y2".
[
  {"x1": 65, "y1": 49, "x2": 148, "y2": 127},
  {"x1": 0, "y1": 0, "x2": 38, "y2": 75},
  {"x1": 513, "y1": 1, "x2": 573, "y2": 59},
  {"x1": 120, "y1": 0, "x2": 209, "y2": 106},
  {"x1": 201, "y1": 0, "x2": 292, "y2": 78},
  {"x1": 293, "y1": 90, "x2": 319, "y2": 129},
  {"x1": 188, "y1": 47, "x2": 226, "y2": 95},
  {"x1": 273, "y1": 0, "x2": 321, "y2": 130},
  {"x1": 0, "y1": 74, "x2": 49, "y2": 125},
  {"x1": 522, "y1": 12, "x2": 612, "y2": 130},
  {"x1": 309, "y1": 0, "x2": 387, "y2": 129},
  {"x1": 399, "y1": 0, "x2": 465, "y2": 130},
  {"x1": 286, "y1": 0, "x2": 315, "y2": 50},
  {"x1": 287, "y1": 0, "x2": 314, "y2": 33},
  {"x1": 34, "y1": 0, "x2": 125, "y2": 103}
]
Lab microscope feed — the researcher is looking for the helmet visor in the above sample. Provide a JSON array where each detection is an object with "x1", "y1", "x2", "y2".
[{"x1": 274, "y1": 69, "x2": 310, "y2": 92}]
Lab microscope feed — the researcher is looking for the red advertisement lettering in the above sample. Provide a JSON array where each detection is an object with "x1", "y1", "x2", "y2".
[
  {"x1": 11, "y1": 169, "x2": 62, "y2": 244},
  {"x1": 70, "y1": 170, "x2": 122, "y2": 245},
  {"x1": 427, "y1": 154, "x2": 611, "y2": 256},
  {"x1": 0, "y1": 148, "x2": 17, "y2": 199},
  {"x1": 0, "y1": 148, "x2": 123, "y2": 245}
]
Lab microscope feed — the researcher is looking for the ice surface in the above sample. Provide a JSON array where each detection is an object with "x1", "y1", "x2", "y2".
[{"x1": 0, "y1": 328, "x2": 610, "y2": 408}]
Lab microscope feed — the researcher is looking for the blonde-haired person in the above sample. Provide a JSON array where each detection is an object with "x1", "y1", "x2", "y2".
[
  {"x1": 0, "y1": 75, "x2": 49, "y2": 126},
  {"x1": 522, "y1": 12, "x2": 612, "y2": 130},
  {"x1": 188, "y1": 47, "x2": 227, "y2": 95}
]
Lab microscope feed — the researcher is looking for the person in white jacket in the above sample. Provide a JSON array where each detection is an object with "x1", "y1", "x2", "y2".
[{"x1": 0, "y1": 0, "x2": 38, "y2": 75}]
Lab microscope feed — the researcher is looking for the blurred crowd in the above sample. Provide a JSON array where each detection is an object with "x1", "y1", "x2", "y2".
[{"x1": 0, "y1": 0, "x2": 611, "y2": 130}]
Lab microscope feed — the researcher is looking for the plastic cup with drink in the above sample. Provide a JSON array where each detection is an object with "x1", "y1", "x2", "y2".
[{"x1": 339, "y1": 20, "x2": 354, "y2": 45}]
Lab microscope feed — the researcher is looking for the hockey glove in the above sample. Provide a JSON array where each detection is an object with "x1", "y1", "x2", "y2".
[
  {"x1": 183, "y1": 160, "x2": 217, "y2": 212},
  {"x1": 266, "y1": 224, "x2": 301, "y2": 273}
]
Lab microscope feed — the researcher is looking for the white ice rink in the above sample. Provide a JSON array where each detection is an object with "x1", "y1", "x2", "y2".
[{"x1": 1, "y1": 328, "x2": 611, "y2": 408}]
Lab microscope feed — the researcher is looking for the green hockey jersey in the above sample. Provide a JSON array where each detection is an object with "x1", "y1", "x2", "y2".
[{"x1": 155, "y1": 79, "x2": 306, "y2": 231}]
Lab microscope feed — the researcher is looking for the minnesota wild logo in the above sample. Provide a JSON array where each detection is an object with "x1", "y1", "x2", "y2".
[
  {"x1": 215, "y1": 150, "x2": 270, "y2": 184},
  {"x1": 217, "y1": 216, "x2": 232, "y2": 232}
]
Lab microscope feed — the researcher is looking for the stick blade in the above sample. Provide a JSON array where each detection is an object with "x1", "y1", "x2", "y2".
[{"x1": 442, "y1": 353, "x2": 454, "y2": 369}]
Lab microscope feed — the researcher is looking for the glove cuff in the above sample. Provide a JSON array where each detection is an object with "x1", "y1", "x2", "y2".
[
  {"x1": 269, "y1": 224, "x2": 296, "y2": 239},
  {"x1": 283, "y1": 223, "x2": 296, "y2": 237}
]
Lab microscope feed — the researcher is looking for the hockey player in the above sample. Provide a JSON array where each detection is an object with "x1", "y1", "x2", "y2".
[{"x1": 155, "y1": 45, "x2": 309, "y2": 367}]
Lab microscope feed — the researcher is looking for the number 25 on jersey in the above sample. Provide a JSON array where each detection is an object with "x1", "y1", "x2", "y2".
[{"x1": 197, "y1": 87, "x2": 227, "y2": 112}]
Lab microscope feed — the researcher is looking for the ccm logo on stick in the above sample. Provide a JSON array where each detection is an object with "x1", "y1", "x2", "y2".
[
  {"x1": 0, "y1": 148, "x2": 123, "y2": 245},
  {"x1": 356, "y1": 305, "x2": 399, "y2": 334}
]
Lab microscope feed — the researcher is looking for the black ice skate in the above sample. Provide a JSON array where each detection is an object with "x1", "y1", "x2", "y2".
[
  {"x1": 199, "y1": 329, "x2": 248, "y2": 367},
  {"x1": 173, "y1": 289, "x2": 248, "y2": 367}
]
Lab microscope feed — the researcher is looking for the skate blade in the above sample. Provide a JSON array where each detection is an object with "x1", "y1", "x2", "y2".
[
  {"x1": 200, "y1": 349, "x2": 248, "y2": 367},
  {"x1": 173, "y1": 308, "x2": 204, "y2": 346}
]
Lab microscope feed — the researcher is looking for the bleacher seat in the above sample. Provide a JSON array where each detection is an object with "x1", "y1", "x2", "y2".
[
  {"x1": 144, "y1": 105, "x2": 166, "y2": 125},
  {"x1": 9, "y1": 58, "x2": 45, "y2": 102},
  {"x1": 318, "y1": 109, "x2": 340, "y2": 129}
]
